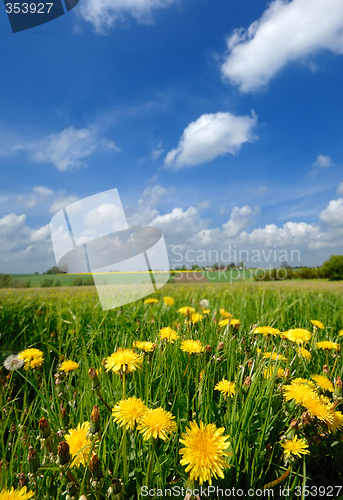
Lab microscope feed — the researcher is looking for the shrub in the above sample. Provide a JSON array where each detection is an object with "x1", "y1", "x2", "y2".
[
  {"x1": 55, "y1": 280, "x2": 62, "y2": 287},
  {"x1": 41, "y1": 279, "x2": 54, "y2": 287},
  {"x1": 84, "y1": 277, "x2": 95, "y2": 286},
  {"x1": 72, "y1": 277, "x2": 83, "y2": 286},
  {"x1": 254, "y1": 267, "x2": 294, "y2": 281},
  {"x1": 322, "y1": 255, "x2": 343, "y2": 280},
  {"x1": 0, "y1": 274, "x2": 13, "y2": 288}
]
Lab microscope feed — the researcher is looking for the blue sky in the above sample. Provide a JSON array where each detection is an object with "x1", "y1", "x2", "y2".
[{"x1": 1, "y1": 0, "x2": 343, "y2": 272}]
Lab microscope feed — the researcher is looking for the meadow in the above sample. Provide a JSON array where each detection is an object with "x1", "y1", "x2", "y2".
[{"x1": 0, "y1": 282, "x2": 343, "y2": 500}]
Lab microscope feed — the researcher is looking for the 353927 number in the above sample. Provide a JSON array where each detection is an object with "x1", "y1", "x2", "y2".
[{"x1": 5, "y1": 3, "x2": 53, "y2": 13}]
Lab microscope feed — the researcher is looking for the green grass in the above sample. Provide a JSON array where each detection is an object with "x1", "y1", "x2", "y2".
[{"x1": 0, "y1": 283, "x2": 342, "y2": 499}]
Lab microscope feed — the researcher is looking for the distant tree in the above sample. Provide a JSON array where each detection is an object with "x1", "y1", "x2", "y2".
[
  {"x1": 72, "y1": 277, "x2": 83, "y2": 286},
  {"x1": 322, "y1": 255, "x2": 343, "y2": 280}
]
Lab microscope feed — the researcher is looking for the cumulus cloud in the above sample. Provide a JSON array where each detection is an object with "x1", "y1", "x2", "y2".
[
  {"x1": 78, "y1": 0, "x2": 177, "y2": 33},
  {"x1": 312, "y1": 155, "x2": 334, "y2": 168},
  {"x1": 165, "y1": 111, "x2": 258, "y2": 169},
  {"x1": 221, "y1": 0, "x2": 343, "y2": 92},
  {"x1": 48, "y1": 195, "x2": 79, "y2": 214},
  {"x1": 319, "y1": 198, "x2": 343, "y2": 227},
  {"x1": 337, "y1": 183, "x2": 343, "y2": 195},
  {"x1": 14, "y1": 186, "x2": 54, "y2": 209},
  {"x1": 0, "y1": 213, "x2": 52, "y2": 273},
  {"x1": 29, "y1": 127, "x2": 120, "y2": 172}
]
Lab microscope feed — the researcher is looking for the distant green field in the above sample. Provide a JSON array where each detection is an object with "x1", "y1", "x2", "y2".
[{"x1": 7, "y1": 268, "x2": 306, "y2": 287}]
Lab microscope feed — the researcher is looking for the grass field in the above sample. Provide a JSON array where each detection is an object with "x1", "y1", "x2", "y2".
[{"x1": 1, "y1": 282, "x2": 343, "y2": 499}]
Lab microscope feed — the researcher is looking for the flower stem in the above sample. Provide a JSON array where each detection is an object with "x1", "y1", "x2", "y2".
[{"x1": 146, "y1": 438, "x2": 155, "y2": 487}]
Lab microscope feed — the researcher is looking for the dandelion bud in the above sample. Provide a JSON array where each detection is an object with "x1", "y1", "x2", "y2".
[
  {"x1": 57, "y1": 441, "x2": 70, "y2": 466},
  {"x1": 39, "y1": 417, "x2": 51, "y2": 439},
  {"x1": 283, "y1": 368, "x2": 290, "y2": 379},
  {"x1": 205, "y1": 345, "x2": 212, "y2": 354},
  {"x1": 55, "y1": 376, "x2": 64, "y2": 397},
  {"x1": 17, "y1": 473, "x2": 27, "y2": 488},
  {"x1": 88, "y1": 368, "x2": 100, "y2": 390},
  {"x1": 51, "y1": 430, "x2": 64, "y2": 454},
  {"x1": 60, "y1": 407, "x2": 69, "y2": 427},
  {"x1": 217, "y1": 342, "x2": 224, "y2": 351},
  {"x1": 28, "y1": 446, "x2": 40, "y2": 473},
  {"x1": 285, "y1": 419, "x2": 298, "y2": 439},
  {"x1": 323, "y1": 364, "x2": 329, "y2": 374},
  {"x1": 247, "y1": 359, "x2": 253, "y2": 369},
  {"x1": 67, "y1": 481, "x2": 78, "y2": 498},
  {"x1": 335, "y1": 376, "x2": 342, "y2": 397},
  {"x1": 301, "y1": 411, "x2": 313, "y2": 428},
  {"x1": 89, "y1": 405, "x2": 101, "y2": 435},
  {"x1": 244, "y1": 376, "x2": 252, "y2": 387},
  {"x1": 89, "y1": 452, "x2": 103, "y2": 481},
  {"x1": 110, "y1": 478, "x2": 123, "y2": 494}
]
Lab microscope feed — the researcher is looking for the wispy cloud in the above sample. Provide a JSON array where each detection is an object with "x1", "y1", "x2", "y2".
[
  {"x1": 221, "y1": 0, "x2": 343, "y2": 92},
  {"x1": 312, "y1": 154, "x2": 334, "y2": 168},
  {"x1": 78, "y1": 0, "x2": 178, "y2": 33},
  {"x1": 165, "y1": 111, "x2": 258, "y2": 169}
]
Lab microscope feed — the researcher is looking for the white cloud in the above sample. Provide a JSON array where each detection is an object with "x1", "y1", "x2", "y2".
[
  {"x1": 319, "y1": 198, "x2": 343, "y2": 227},
  {"x1": 29, "y1": 127, "x2": 120, "y2": 172},
  {"x1": 0, "y1": 213, "x2": 52, "y2": 273},
  {"x1": 222, "y1": 205, "x2": 260, "y2": 237},
  {"x1": 337, "y1": 183, "x2": 343, "y2": 195},
  {"x1": 14, "y1": 186, "x2": 54, "y2": 209},
  {"x1": 165, "y1": 111, "x2": 258, "y2": 169},
  {"x1": 143, "y1": 185, "x2": 167, "y2": 206},
  {"x1": 151, "y1": 141, "x2": 165, "y2": 160},
  {"x1": 48, "y1": 196, "x2": 79, "y2": 214},
  {"x1": 78, "y1": 0, "x2": 177, "y2": 33},
  {"x1": 312, "y1": 155, "x2": 334, "y2": 168},
  {"x1": 221, "y1": 0, "x2": 343, "y2": 92}
]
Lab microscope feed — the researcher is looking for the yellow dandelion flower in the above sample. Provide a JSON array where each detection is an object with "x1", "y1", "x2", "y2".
[
  {"x1": 180, "y1": 340, "x2": 204, "y2": 354},
  {"x1": 133, "y1": 341, "x2": 155, "y2": 352},
  {"x1": 189, "y1": 313, "x2": 203, "y2": 324},
  {"x1": 137, "y1": 407, "x2": 176, "y2": 441},
  {"x1": 27, "y1": 357, "x2": 44, "y2": 370},
  {"x1": 178, "y1": 307, "x2": 195, "y2": 316},
  {"x1": 203, "y1": 309, "x2": 211, "y2": 315},
  {"x1": 291, "y1": 378, "x2": 316, "y2": 388},
  {"x1": 230, "y1": 319, "x2": 240, "y2": 327},
  {"x1": 284, "y1": 329, "x2": 311, "y2": 344},
  {"x1": 303, "y1": 396, "x2": 334, "y2": 424},
  {"x1": 179, "y1": 421, "x2": 231, "y2": 485},
  {"x1": 144, "y1": 298, "x2": 159, "y2": 305},
  {"x1": 282, "y1": 435, "x2": 310, "y2": 459},
  {"x1": 0, "y1": 487, "x2": 35, "y2": 500},
  {"x1": 283, "y1": 382, "x2": 317, "y2": 405},
  {"x1": 311, "y1": 320, "x2": 324, "y2": 329},
  {"x1": 219, "y1": 309, "x2": 233, "y2": 319},
  {"x1": 163, "y1": 296, "x2": 175, "y2": 306},
  {"x1": 219, "y1": 318, "x2": 229, "y2": 328},
  {"x1": 105, "y1": 349, "x2": 143, "y2": 374},
  {"x1": 311, "y1": 374, "x2": 334, "y2": 392},
  {"x1": 339, "y1": 330, "x2": 343, "y2": 336},
  {"x1": 297, "y1": 347, "x2": 311, "y2": 360},
  {"x1": 326, "y1": 411, "x2": 343, "y2": 434},
  {"x1": 262, "y1": 352, "x2": 287, "y2": 361},
  {"x1": 65, "y1": 422, "x2": 94, "y2": 467},
  {"x1": 316, "y1": 341, "x2": 340, "y2": 351},
  {"x1": 60, "y1": 360, "x2": 79, "y2": 372},
  {"x1": 214, "y1": 380, "x2": 235, "y2": 397},
  {"x1": 253, "y1": 326, "x2": 280, "y2": 336},
  {"x1": 112, "y1": 397, "x2": 148, "y2": 430},
  {"x1": 159, "y1": 327, "x2": 179, "y2": 343},
  {"x1": 263, "y1": 367, "x2": 285, "y2": 379},
  {"x1": 18, "y1": 348, "x2": 44, "y2": 370}
]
